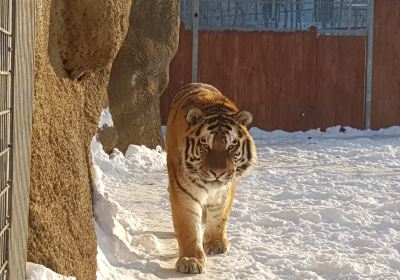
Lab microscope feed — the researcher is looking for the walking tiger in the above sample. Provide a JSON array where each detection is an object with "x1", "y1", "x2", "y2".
[{"x1": 166, "y1": 83, "x2": 257, "y2": 273}]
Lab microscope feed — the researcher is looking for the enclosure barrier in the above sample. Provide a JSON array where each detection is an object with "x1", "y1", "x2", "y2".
[
  {"x1": 0, "y1": 0, "x2": 13, "y2": 277},
  {"x1": 0, "y1": 0, "x2": 34, "y2": 279},
  {"x1": 181, "y1": 0, "x2": 368, "y2": 35},
  {"x1": 162, "y1": 0, "x2": 400, "y2": 131}
]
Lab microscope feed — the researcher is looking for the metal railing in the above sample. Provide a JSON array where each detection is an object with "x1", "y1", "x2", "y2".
[
  {"x1": 182, "y1": 0, "x2": 369, "y2": 35},
  {"x1": 0, "y1": 0, "x2": 12, "y2": 278}
]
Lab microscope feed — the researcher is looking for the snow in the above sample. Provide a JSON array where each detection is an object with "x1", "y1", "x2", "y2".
[
  {"x1": 25, "y1": 122, "x2": 400, "y2": 279},
  {"x1": 91, "y1": 124, "x2": 400, "y2": 280},
  {"x1": 98, "y1": 107, "x2": 114, "y2": 128},
  {"x1": 26, "y1": 263, "x2": 75, "y2": 280}
]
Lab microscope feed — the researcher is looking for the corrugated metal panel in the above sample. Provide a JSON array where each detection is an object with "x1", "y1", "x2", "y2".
[
  {"x1": 161, "y1": 24, "x2": 367, "y2": 131},
  {"x1": 0, "y1": 0, "x2": 34, "y2": 278},
  {"x1": 0, "y1": 0, "x2": 13, "y2": 277},
  {"x1": 8, "y1": 0, "x2": 34, "y2": 278},
  {"x1": 371, "y1": 0, "x2": 400, "y2": 129}
]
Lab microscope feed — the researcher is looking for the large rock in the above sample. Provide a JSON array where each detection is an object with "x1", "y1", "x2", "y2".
[
  {"x1": 60, "y1": 0, "x2": 131, "y2": 80},
  {"x1": 29, "y1": 0, "x2": 130, "y2": 279},
  {"x1": 107, "y1": 0, "x2": 180, "y2": 152},
  {"x1": 97, "y1": 125, "x2": 119, "y2": 154}
]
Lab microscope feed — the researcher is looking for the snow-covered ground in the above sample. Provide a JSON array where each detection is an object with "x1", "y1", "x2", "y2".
[
  {"x1": 91, "y1": 124, "x2": 400, "y2": 280},
  {"x1": 26, "y1": 262, "x2": 75, "y2": 280}
]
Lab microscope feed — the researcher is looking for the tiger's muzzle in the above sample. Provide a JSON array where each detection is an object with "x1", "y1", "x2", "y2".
[{"x1": 205, "y1": 147, "x2": 235, "y2": 183}]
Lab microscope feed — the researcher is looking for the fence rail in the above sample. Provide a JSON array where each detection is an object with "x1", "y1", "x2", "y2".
[
  {"x1": 0, "y1": 0, "x2": 13, "y2": 278},
  {"x1": 181, "y1": 0, "x2": 368, "y2": 35}
]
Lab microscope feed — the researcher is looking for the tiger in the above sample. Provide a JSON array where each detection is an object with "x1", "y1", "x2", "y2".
[{"x1": 166, "y1": 83, "x2": 257, "y2": 274}]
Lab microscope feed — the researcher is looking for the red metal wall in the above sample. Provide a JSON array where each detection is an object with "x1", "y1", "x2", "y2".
[
  {"x1": 161, "y1": 25, "x2": 367, "y2": 131},
  {"x1": 160, "y1": 26, "x2": 192, "y2": 123},
  {"x1": 371, "y1": 0, "x2": 400, "y2": 129}
]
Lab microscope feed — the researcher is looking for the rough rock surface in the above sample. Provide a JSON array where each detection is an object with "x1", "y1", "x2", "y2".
[
  {"x1": 29, "y1": 0, "x2": 130, "y2": 279},
  {"x1": 107, "y1": 0, "x2": 180, "y2": 152},
  {"x1": 60, "y1": 0, "x2": 131, "y2": 79},
  {"x1": 97, "y1": 125, "x2": 119, "y2": 154}
]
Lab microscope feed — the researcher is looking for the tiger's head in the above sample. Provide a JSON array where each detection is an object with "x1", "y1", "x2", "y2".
[{"x1": 183, "y1": 106, "x2": 257, "y2": 187}]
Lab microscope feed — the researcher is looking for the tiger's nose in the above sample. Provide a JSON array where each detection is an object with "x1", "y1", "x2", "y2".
[{"x1": 210, "y1": 168, "x2": 226, "y2": 178}]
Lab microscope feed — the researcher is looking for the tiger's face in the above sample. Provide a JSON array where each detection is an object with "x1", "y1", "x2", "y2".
[{"x1": 183, "y1": 107, "x2": 256, "y2": 188}]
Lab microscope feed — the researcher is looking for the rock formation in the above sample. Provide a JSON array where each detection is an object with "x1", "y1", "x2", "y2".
[
  {"x1": 30, "y1": 0, "x2": 180, "y2": 278},
  {"x1": 29, "y1": 0, "x2": 130, "y2": 279},
  {"x1": 107, "y1": 0, "x2": 180, "y2": 152}
]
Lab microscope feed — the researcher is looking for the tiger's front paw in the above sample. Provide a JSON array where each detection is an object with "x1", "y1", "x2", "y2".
[
  {"x1": 175, "y1": 257, "x2": 206, "y2": 274},
  {"x1": 203, "y1": 239, "x2": 230, "y2": 255}
]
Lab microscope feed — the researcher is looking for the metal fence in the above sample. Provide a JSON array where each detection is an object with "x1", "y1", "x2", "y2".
[
  {"x1": 0, "y1": 0, "x2": 12, "y2": 278},
  {"x1": 181, "y1": 0, "x2": 368, "y2": 35}
]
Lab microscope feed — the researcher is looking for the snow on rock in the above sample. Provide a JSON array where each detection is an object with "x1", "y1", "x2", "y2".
[
  {"x1": 98, "y1": 107, "x2": 114, "y2": 128},
  {"x1": 92, "y1": 126, "x2": 400, "y2": 279},
  {"x1": 26, "y1": 263, "x2": 75, "y2": 280}
]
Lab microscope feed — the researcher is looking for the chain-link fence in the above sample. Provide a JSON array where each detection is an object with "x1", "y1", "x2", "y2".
[
  {"x1": 0, "y1": 0, "x2": 12, "y2": 278},
  {"x1": 181, "y1": 0, "x2": 368, "y2": 35}
]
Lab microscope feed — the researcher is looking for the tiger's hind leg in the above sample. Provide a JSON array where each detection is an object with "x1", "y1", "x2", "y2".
[
  {"x1": 169, "y1": 184, "x2": 206, "y2": 274},
  {"x1": 203, "y1": 184, "x2": 236, "y2": 255}
]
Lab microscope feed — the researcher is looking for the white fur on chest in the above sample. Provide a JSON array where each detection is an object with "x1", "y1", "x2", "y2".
[
  {"x1": 183, "y1": 175, "x2": 233, "y2": 207},
  {"x1": 205, "y1": 183, "x2": 231, "y2": 206}
]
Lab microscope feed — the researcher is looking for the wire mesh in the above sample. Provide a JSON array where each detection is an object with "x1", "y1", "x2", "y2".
[
  {"x1": 0, "y1": 0, "x2": 12, "y2": 277},
  {"x1": 181, "y1": 0, "x2": 368, "y2": 35}
]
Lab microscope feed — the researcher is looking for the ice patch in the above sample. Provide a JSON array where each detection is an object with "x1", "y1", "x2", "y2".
[
  {"x1": 270, "y1": 210, "x2": 300, "y2": 223},
  {"x1": 300, "y1": 211, "x2": 323, "y2": 223},
  {"x1": 379, "y1": 200, "x2": 400, "y2": 212},
  {"x1": 308, "y1": 258, "x2": 359, "y2": 278},
  {"x1": 320, "y1": 208, "x2": 348, "y2": 223}
]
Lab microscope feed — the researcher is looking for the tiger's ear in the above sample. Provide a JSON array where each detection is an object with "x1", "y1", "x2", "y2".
[
  {"x1": 235, "y1": 111, "x2": 253, "y2": 127},
  {"x1": 186, "y1": 108, "x2": 204, "y2": 125}
]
